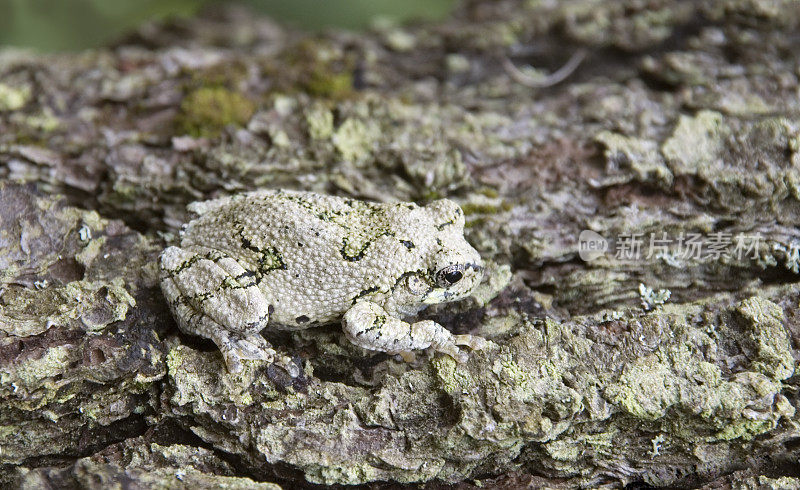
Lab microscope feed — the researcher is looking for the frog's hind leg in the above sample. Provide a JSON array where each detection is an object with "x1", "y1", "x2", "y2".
[
  {"x1": 160, "y1": 245, "x2": 297, "y2": 375},
  {"x1": 342, "y1": 301, "x2": 489, "y2": 363}
]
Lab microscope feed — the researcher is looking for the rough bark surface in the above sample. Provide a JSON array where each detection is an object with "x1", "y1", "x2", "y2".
[{"x1": 1, "y1": 1, "x2": 799, "y2": 488}]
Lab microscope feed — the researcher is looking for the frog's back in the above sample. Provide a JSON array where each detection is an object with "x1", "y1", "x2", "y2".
[
  {"x1": 187, "y1": 189, "x2": 359, "y2": 219},
  {"x1": 176, "y1": 190, "x2": 431, "y2": 328},
  {"x1": 184, "y1": 192, "x2": 313, "y2": 253}
]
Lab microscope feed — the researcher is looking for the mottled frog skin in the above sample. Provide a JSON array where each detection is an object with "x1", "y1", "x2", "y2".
[{"x1": 160, "y1": 189, "x2": 486, "y2": 375}]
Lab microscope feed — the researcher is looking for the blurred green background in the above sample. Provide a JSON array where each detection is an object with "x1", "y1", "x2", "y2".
[{"x1": 0, "y1": 0, "x2": 457, "y2": 52}]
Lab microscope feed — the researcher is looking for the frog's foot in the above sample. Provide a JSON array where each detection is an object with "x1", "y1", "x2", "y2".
[
  {"x1": 230, "y1": 331, "x2": 276, "y2": 361},
  {"x1": 216, "y1": 329, "x2": 300, "y2": 377},
  {"x1": 431, "y1": 342, "x2": 469, "y2": 363},
  {"x1": 398, "y1": 351, "x2": 417, "y2": 363},
  {"x1": 453, "y1": 334, "x2": 489, "y2": 351},
  {"x1": 236, "y1": 331, "x2": 301, "y2": 377},
  {"x1": 427, "y1": 329, "x2": 491, "y2": 364},
  {"x1": 343, "y1": 301, "x2": 484, "y2": 364},
  {"x1": 210, "y1": 329, "x2": 274, "y2": 373},
  {"x1": 432, "y1": 334, "x2": 489, "y2": 363}
]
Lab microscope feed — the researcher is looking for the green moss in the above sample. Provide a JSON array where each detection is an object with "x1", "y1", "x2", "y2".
[
  {"x1": 21, "y1": 111, "x2": 60, "y2": 132},
  {"x1": 736, "y1": 297, "x2": 794, "y2": 380},
  {"x1": 493, "y1": 352, "x2": 524, "y2": 380},
  {"x1": 543, "y1": 439, "x2": 580, "y2": 462},
  {"x1": 0, "y1": 345, "x2": 70, "y2": 390},
  {"x1": 461, "y1": 203, "x2": 499, "y2": 215},
  {"x1": 304, "y1": 67, "x2": 353, "y2": 99},
  {"x1": 168, "y1": 345, "x2": 278, "y2": 409},
  {"x1": 604, "y1": 353, "x2": 678, "y2": 420},
  {"x1": 273, "y1": 38, "x2": 354, "y2": 100},
  {"x1": 421, "y1": 190, "x2": 445, "y2": 201},
  {"x1": 477, "y1": 187, "x2": 500, "y2": 198},
  {"x1": 177, "y1": 87, "x2": 256, "y2": 138},
  {"x1": 305, "y1": 104, "x2": 335, "y2": 140},
  {"x1": 190, "y1": 61, "x2": 251, "y2": 89},
  {"x1": 715, "y1": 418, "x2": 775, "y2": 441},
  {"x1": 165, "y1": 346, "x2": 185, "y2": 372},
  {"x1": 585, "y1": 431, "x2": 616, "y2": 452},
  {"x1": 0, "y1": 83, "x2": 31, "y2": 111},
  {"x1": 460, "y1": 202, "x2": 512, "y2": 215},
  {"x1": 332, "y1": 118, "x2": 378, "y2": 161},
  {"x1": 432, "y1": 356, "x2": 469, "y2": 394},
  {"x1": 311, "y1": 462, "x2": 378, "y2": 485},
  {"x1": 595, "y1": 130, "x2": 673, "y2": 187},
  {"x1": 758, "y1": 476, "x2": 800, "y2": 488},
  {"x1": 464, "y1": 216, "x2": 488, "y2": 229},
  {"x1": 661, "y1": 110, "x2": 727, "y2": 175}
]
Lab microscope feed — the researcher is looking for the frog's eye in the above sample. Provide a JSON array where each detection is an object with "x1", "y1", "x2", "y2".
[{"x1": 436, "y1": 265, "x2": 464, "y2": 287}]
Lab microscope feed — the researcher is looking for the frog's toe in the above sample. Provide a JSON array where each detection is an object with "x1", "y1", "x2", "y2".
[
  {"x1": 221, "y1": 351, "x2": 245, "y2": 373},
  {"x1": 398, "y1": 351, "x2": 417, "y2": 363},
  {"x1": 434, "y1": 343, "x2": 469, "y2": 363},
  {"x1": 231, "y1": 338, "x2": 275, "y2": 362},
  {"x1": 453, "y1": 334, "x2": 489, "y2": 351}
]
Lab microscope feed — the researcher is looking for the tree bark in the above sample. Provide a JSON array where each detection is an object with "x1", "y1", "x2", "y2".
[{"x1": 1, "y1": 1, "x2": 799, "y2": 488}]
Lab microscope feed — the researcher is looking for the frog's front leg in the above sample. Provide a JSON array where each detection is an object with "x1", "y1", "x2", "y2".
[
  {"x1": 160, "y1": 246, "x2": 298, "y2": 376},
  {"x1": 342, "y1": 301, "x2": 487, "y2": 362}
]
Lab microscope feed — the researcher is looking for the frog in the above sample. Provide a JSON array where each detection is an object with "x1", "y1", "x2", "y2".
[{"x1": 159, "y1": 189, "x2": 487, "y2": 376}]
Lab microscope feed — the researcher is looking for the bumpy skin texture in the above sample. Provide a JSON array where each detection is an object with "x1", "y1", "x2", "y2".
[{"x1": 160, "y1": 189, "x2": 486, "y2": 374}]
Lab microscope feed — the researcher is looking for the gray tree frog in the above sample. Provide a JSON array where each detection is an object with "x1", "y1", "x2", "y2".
[{"x1": 160, "y1": 189, "x2": 487, "y2": 375}]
